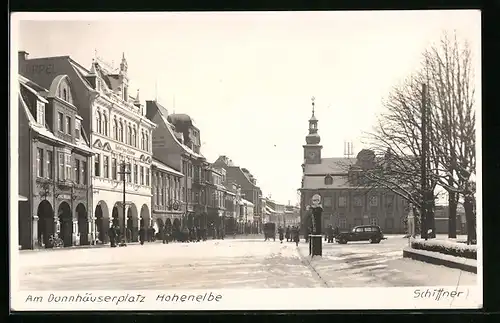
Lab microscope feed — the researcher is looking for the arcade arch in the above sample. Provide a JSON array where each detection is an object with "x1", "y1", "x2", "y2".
[
  {"x1": 57, "y1": 201, "x2": 72, "y2": 247},
  {"x1": 76, "y1": 203, "x2": 89, "y2": 245},
  {"x1": 95, "y1": 201, "x2": 110, "y2": 244},
  {"x1": 37, "y1": 200, "x2": 54, "y2": 248}
]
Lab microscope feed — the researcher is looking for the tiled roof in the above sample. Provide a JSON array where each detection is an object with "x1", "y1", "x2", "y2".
[
  {"x1": 302, "y1": 174, "x2": 353, "y2": 189},
  {"x1": 304, "y1": 157, "x2": 357, "y2": 175}
]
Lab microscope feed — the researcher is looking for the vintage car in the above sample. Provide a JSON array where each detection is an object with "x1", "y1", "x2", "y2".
[
  {"x1": 335, "y1": 225, "x2": 386, "y2": 244},
  {"x1": 263, "y1": 222, "x2": 276, "y2": 241}
]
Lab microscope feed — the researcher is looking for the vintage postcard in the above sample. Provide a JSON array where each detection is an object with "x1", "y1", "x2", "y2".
[{"x1": 10, "y1": 10, "x2": 482, "y2": 311}]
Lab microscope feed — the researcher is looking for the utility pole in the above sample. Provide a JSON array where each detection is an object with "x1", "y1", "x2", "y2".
[
  {"x1": 118, "y1": 161, "x2": 131, "y2": 246},
  {"x1": 420, "y1": 84, "x2": 428, "y2": 240}
]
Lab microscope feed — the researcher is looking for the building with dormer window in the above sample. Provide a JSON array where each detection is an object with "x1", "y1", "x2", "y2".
[
  {"x1": 298, "y1": 99, "x2": 407, "y2": 233},
  {"x1": 18, "y1": 74, "x2": 93, "y2": 250},
  {"x1": 19, "y1": 51, "x2": 156, "y2": 244}
]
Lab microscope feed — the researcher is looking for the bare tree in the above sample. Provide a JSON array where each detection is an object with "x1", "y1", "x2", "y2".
[
  {"x1": 335, "y1": 32, "x2": 476, "y2": 242},
  {"x1": 423, "y1": 32, "x2": 476, "y2": 242}
]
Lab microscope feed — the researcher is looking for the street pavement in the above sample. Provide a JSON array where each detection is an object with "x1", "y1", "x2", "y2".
[{"x1": 17, "y1": 235, "x2": 477, "y2": 290}]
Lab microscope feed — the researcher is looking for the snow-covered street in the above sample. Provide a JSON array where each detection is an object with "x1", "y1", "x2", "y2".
[{"x1": 17, "y1": 236, "x2": 477, "y2": 290}]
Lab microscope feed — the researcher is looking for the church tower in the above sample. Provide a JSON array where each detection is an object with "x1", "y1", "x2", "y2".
[{"x1": 303, "y1": 97, "x2": 322, "y2": 164}]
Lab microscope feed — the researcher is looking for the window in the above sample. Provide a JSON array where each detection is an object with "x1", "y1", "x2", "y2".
[
  {"x1": 141, "y1": 132, "x2": 145, "y2": 150},
  {"x1": 82, "y1": 161, "x2": 87, "y2": 185},
  {"x1": 94, "y1": 154, "x2": 101, "y2": 177},
  {"x1": 339, "y1": 218, "x2": 347, "y2": 229},
  {"x1": 132, "y1": 128, "x2": 137, "y2": 147},
  {"x1": 96, "y1": 112, "x2": 102, "y2": 134},
  {"x1": 145, "y1": 134, "x2": 149, "y2": 152},
  {"x1": 354, "y1": 227, "x2": 363, "y2": 233},
  {"x1": 354, "y1": 196, "x2": 363, "y2": 207},
  {"x1": 66, "y1": 116, "x2": 71, "y2": 134},
  {"x1": 65, "y1": 154, "x2": 72, "y2": 180},
  {"x1": 58, "y1": 112, "x2": 64, "y2": 131},
  {"x1": 338, "y1": 196, "x2": 347, "y2": 207},
  {"x1": 36, "y1": 148, "x2": 43, "y2": 177},
  {"x1": 128, "y1": 126, "x2": 132, "y2": 145},
  {"x1": 140, "y1": 166, "x2": 144, "y2": 185},
  {"x1": 46, "y1": 151, "x2": 53, "y2": 179},
  {"x1": 119, "y1": 122, "x2": 124, "y2": 142},
  {"x1": 127, "y1": 164, "x2": 132, "y2": 182},
  {"x1": 386, "y1": 195, "x2": 394, "y2": 208},
  {"x1": 36, "y1": 101, "x2": 45, "y2": 124},
  {"x1": 112, "y1": 158, "x2": 117, "y2": 180},
  {"x1": 103, "y1": 114, "x2": 108, "y2": 136},
  {"x1": 369, "y1": 196, "x2": 378, "y2": 207},
  {"x1": 324, "y1": 175, "x2": 333, "y2": 185},
  {"x1": 75, "y1": 159, "x2": 80, "y2": 184},
  {"x1": 103, "y1": 156, "x2": 109, "y2": 178},
  {"x1": 323, "y1": 197, "x2": 332, "y2": 207},
  {"x1": 63, "y1": 88, "x2": 67, "y2": 101},
  {"x1": 370, "y1": 217, "x2": 378, "y2": 226},
  {"x1": 58, "y1": 153, "x2": 65, "y2": 180},
  {"x1": 146, "y1": 169, "x2": 150, "y2": 186},
  {"x1": 134, "y1": 164, "x2": 138, "y2": 183},
  {"x1": 113, "y1": 120, "x2": 118, "y2": 140},
  {"x1": 75, "y1": 119, "x2": 81, "y2": 139}
]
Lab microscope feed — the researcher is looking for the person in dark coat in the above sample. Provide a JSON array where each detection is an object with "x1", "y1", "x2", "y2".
[
  {"x1": 285, "y1": 226, "x2": 291, "y2": 242},
  {"x1": 327, "y1": 225, "x2": 334, "y2": 243},
  {"x1": 293, "y1": 226, "x2": 300, "y2": 246},
  {"x1": 139, "y1": 227, "x2": 146, "y2": 245},
  {"x1": 278, "y1": 226, "x2": 284, "y2": 243},
  {"x1": 108, "y1": 226, "x2": 117, "y2": 247},
  {"x1": 333, "y1": 226, "x2": 340, "y2": 241}
]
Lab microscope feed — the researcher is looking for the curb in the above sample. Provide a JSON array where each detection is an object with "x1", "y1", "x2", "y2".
[{"x1": 402, "y1": 247, "x2": 477, "y2": 274}]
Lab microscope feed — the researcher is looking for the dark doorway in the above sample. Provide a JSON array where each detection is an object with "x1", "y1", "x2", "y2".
[
  {"x1": 127, "y1": 209, "x2": 135, "y2": 242},
  {"x1": 58, "y1": 202, "x2": 72, "y2": 247},
  {"x1": 37, "y1": 200, "x2": 54, "y2": 248},
  {"x1": 76, "y1": 203, "x2": 89, "y2": 245},
  {"x1": 95, "y1": 202, "x2": 110, "y2": 244}
]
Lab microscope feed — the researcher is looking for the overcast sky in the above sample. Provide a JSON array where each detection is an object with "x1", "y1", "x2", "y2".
[{"x1": 14, "y1": 10, "x2": 481, "y2": 205}]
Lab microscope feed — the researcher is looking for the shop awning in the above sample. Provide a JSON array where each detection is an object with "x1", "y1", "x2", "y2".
[{"x1": 18, "y1": 195, "x2": 28, "y2": 202}]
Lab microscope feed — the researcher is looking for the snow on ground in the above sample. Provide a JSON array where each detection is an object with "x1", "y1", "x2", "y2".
[
  {"x1": 17, "y1": 237, "x2": 477, "y2": 290},
  {"x1": 298, "y1": 238, "x2": 477, "y2": 288}
]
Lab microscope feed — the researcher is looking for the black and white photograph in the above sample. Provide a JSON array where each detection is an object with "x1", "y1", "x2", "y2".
[{"x1": 10, "y1": 10, "x2": 481, "y2": 311}]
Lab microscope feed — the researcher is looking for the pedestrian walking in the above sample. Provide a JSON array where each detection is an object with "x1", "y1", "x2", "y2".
[
  {"x1": 278, "y1": 226, "x2": 284, "y2": 243},
  {"x1": 327, "y1": 225, "x2": 334, "y2": 243},
  {"x1": 285, "y1": 226, "x2": 291, "y2": 242},
  {"x1": 139, "y1": 227, "x2": 145, "y2": 245},
  {"x1": 293, "y1": 226, "x2": 300, "y2": 246},
  {"x1": 108, "y1": 226, "x2": 116, "y2": 247}
]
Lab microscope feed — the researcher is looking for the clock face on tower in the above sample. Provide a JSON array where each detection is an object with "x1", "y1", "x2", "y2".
[{"x1": 308, "y1": 151, "x2": 317, "y2": 160}]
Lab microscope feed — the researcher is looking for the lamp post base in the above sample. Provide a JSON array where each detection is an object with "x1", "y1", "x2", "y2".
[{"x1": 309, "y1": 234, "x2": 322, "y2": 257}]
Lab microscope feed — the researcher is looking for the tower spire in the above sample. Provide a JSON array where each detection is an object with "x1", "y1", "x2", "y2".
[{"x1": 311, "y1": 96, "x2": 315, "y2": 117}]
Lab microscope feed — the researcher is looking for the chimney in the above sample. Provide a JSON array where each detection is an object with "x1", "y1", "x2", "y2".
[{"x1": 18, "y1": 51, "x2": 29, "y2": 62}]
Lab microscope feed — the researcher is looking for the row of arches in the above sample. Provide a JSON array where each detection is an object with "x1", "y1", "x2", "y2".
[
  {"x1": 35, "y1": 199, "x2": 151, "y2": 248},
  {"x1": 37, "y1": 200, "x2": 88, "y2": 248},
  {"x1": 94, "y1": 201, "x2": 150, "y2": 244}
]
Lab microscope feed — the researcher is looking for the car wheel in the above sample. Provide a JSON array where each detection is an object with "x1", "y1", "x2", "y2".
[{"x1": 369, "y1": 237, "x2": 376, "y2": 244}]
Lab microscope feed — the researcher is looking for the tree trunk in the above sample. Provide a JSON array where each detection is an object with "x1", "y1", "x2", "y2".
[
  {"x1": 427, "y1": 196, "x2": 436, "y2": 239},
  {"x1": 448, "y1": 192, "x2": 458, "y2": 238},
  {"x1": 464, "y1": 195, "x2": 476, "y2": 245}
]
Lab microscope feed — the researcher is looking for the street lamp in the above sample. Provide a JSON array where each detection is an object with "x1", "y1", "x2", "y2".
[{"x1": 117, "y1": 161, "x2": 131, "y2": 246}]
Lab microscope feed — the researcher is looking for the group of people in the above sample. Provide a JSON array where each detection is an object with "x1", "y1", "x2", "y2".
[
  {"x1": 106, "y1": 223, "x2": 227, "y2": 247},
  {"x1": 324, "y1": 224, "x2": 340, "y2": 243},
  {"x1": 278, "y1": 225, "x2": 300, "y2": 246}
]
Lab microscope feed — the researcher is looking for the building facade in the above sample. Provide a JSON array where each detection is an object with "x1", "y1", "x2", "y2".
[
  {"x1": 146, "y1": 100, "x2": 209, "y2": 234},
  {"x1": 299, "y1": 101, "x2": 407, "y2": 233},
  {"x1": 18, "y1": 74, "x2": 93, "y2": 249},
  {"x1": 151, "y1": 158, "x2": 184, "y2": 233},
  {"x1": 19, "y1": 51, "x2": 156, "y2": 244},
  {"x1": 213, "y1": 155, "x2": 263, "y2": 233}
]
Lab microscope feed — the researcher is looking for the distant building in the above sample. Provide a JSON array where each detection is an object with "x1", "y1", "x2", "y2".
[
  {"x1": 213, "y1": 155, "x2": 263, "y2": 232},
  {"x1": 434, "y1": 204, "x2": 466, "y2": 234},
  {"x1": 265, "y1": 198, "x2": 286, "y2": 227},
  {"x1": 285, "y1": 204, "x2": 301, "y2": 226},
  {"x1": 298, "y1": 100, "x2": 407, "y2": 233}
]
